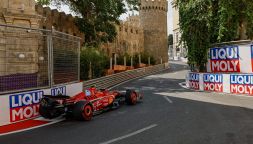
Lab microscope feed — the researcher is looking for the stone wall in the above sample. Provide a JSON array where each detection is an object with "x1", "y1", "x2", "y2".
[
  {"x1": 35, "y1": 5, "x2": 145, "y2": 57},
  {"x1": 35, "y1": 5, "x2": 84, "y2": 44},
  {"x1": 102, "y1": 15, "x2": 145, "y2": 57}
]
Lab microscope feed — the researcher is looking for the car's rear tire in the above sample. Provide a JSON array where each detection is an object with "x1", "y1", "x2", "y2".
[
  {"x1": 73, "y1": 101, "x2": 93, "y2": 121},
  {"x1": 39, "y1": 98, "x2": 61, "y2": 119},
  {"x1": 125, "y1": 89, "x2": 137, "y2": 105}
]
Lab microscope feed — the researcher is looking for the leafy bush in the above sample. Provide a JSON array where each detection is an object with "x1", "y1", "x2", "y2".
[
  {"x1": 140, "y1": 52, "x2": 156, "y2": 65},
  {"x1": 117, "y1": 53, "x2": 132, "y2": 66},
  {"x1": 132, "y1": 52, "x2": 156, "y2": 67},
  {"x1": 80, "y1": 47, "x2": 109, "y2": 80}
]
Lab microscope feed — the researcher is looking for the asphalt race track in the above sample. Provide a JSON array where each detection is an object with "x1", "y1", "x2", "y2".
[{"x1": 1, "y1": 61, "x2": 253, "y2": 144}]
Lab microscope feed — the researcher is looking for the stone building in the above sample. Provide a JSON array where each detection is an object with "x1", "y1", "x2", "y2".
[
  {"x1": 0, "y1": 0, "x2": 42, "y2": 75},
  {"x1": 0, "y1": 0, "x2": 40, "y2": 27},
  {"x1": 102, "y1": 15, "x2": 144, "y2": 57},
  {"x1": 139, "y1": 0, "x2": 168, "y2": 63},
  {"x1": 35, "y1": 2, "x2": 169, "y2": 63},
  {"x1": 0, "y1": 0, "x2": 169, "y2": 92},
  {"x1": 35, "y1": 6, "x2": 144, "y2": 57}
]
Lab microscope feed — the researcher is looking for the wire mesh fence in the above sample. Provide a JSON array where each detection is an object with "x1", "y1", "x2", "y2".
[
  {"x1": 52, "y1": 31, "x2": 80, "y2": 85},
  {"x1": 0, "y1": 24, "x2": 80, "y2": 94}
]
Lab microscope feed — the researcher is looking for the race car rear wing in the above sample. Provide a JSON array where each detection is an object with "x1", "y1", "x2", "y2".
[{"x1": 43, "y1": 95, "x2": 70, "y2": 99}]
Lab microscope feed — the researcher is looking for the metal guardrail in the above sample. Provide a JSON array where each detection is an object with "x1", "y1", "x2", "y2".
[{"x1": 83, "y1": 63, "x2": 168, "y2": 89}]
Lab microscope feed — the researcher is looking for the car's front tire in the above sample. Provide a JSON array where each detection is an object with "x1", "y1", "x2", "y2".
[{"x1": 125, "y1": 89, "x2": 137, "y2": 105}]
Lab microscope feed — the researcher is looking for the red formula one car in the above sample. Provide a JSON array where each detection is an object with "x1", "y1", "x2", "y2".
[{"x1": 39, "y1": 87, "x2": 143, "y2": 121}]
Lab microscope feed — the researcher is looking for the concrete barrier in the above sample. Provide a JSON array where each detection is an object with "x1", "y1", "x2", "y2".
[
  {"x1": 0, "y1": 82, "x2": 83, "y2": 126},
  {"x1": 186, "y1": 72, "x2": 253, "y2": 96},
  {"x1": 83, "y1": 63, "x2": 168, "y2": 89},
  {"x1": 185, "y1": 41, "x2": 253, "y2": 96},
  {"x1": 206, "y1": 42, "x2": 253, "y2": 73}
]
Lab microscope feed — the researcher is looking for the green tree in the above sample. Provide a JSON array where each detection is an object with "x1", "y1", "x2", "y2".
[
  {"x1": 174, "y1": 0, "x2": 253, "y2": 71},
  {"x1": 80, "y1": 47, "x2": 109, "y2": 80},
  {"x1": 37, "y1": 0, "x2": 139, "y2": 47}
]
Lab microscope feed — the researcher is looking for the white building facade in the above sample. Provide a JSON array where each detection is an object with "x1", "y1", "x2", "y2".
[{"x1": 172, "y1": 3, "x2": 187, "y2": 60}]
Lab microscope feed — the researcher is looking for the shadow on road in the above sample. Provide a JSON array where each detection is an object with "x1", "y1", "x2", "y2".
[
  {"x1": 121, "y1": 77, "x2": 192, "y2": 94},
  {"x1": 147, "y1": 93, "x2": 253, "y2": 144}
]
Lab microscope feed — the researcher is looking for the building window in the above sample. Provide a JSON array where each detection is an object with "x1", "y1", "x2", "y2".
[
  {"x1": 136, "y1": 30, "x2": 138, "y2": 34},
  {"x1": 131, "y1": 29, "x2": 133, "y2": 33},
  {"x1": 176, "y1": 32, "x2": 179, "y2": 43},
  {"x1": 125, "y1": 28, "x2": 128, "y2": 32}
]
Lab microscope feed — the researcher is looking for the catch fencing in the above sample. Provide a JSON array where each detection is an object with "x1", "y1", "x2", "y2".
[{"x1": 0, "y1": 24, "x2": 80, "y2": 94}]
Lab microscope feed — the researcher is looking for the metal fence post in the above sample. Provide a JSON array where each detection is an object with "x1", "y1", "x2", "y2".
[
  {"x1": 114, "y1": 54, "x2": 117, "y2": 66},
  {"x1": 47, "y1": 33, "x2": 53, "y2": 88},
  {"x1": 124, "y1": 56, "x2": 126, "y2": 67},
  {"x1": 88, "y1": 62, "x2": 93, "y2": 80},
  {"x1": 110, "y1": 57, "x2": 113, "y2": 70},
  {"x1": 139, "y1": 54, "x2": 141, "y2": 65},
  {"x1": 148, "y1": 57, "x2": 150, "y2": 66},
  {"x1": 78, "y1": 41, "x2": 81, "y2": 81},
  {"x1": 131, "y1": 57, "x2": 133, "y2": 67}
]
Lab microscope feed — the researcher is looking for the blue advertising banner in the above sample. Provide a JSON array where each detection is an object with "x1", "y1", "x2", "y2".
[
  {"x1": 9, "y1": 91, "x2": 43, "y2": 122},
  {"x1": 210, "y1": 46, "x2": 240, "y2": 72},
  {"x1": 189, "y1": 73, "x2": 199, "y2": 90},
  {"x1": 203, "y1": 74, "x2": 223, "y2": 92},
  {"x1": 230, "y1": 75, "x2": 253, "y2": 95}
]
